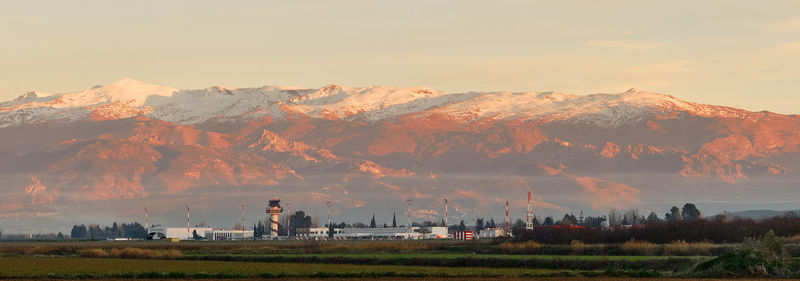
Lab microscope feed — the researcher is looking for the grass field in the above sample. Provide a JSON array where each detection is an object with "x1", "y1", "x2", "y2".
[
  {"x1": 0, "y1": 257, "x2": 577, "y2": 278},
  {"x1": 0, "y1": 240, "x2": 752, "y2": 279},
  {"x1": 186, "y1": 253, "x2": 685, "y2": 260}
]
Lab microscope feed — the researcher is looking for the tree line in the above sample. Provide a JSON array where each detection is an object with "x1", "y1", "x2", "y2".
[
  {"x1": 70, "y1": 222, "x2": 147, "y2": 239},
  {"x1": 511, "y1": 211, "x2": 800, "y2": 244}
]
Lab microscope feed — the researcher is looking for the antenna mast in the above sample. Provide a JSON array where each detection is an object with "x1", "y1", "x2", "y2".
[
  {"x1": 526, "y1": 191, "x2": 533, "y2": 230},
  {"x1": 407, "y1": 199, "x2": 412, "y2": 238},
  {"x1": 287, "y1": 203, "x2": 291, "y2": 237},
  {"x1": 327, "y1": 201, "x2": 331, "y2": 237},
  {"x1": 505, "y1": 200, "x2": 509, "y2": 230},
  {"x1": 444, "y1": 198, "x2": 448, "y2": 228}
]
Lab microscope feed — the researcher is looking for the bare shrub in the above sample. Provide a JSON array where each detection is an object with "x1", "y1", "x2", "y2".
[
  {"x1": 499, "y1": 240, "x2": 542, "y2": 253},
  {"x1": 79, "y1": 248, "x2": 109, "y2": 258},
  {"x1": 621, "y1": 239, "x2": 656, "y2": 255},
  {"x1": 569, "y1": 240, "x2": 585, "y2": 255},
  {"x1": 108, "y1": 247, "x2": 181, "y2": 259},
  {"x1": 663, "y1": 240, "x2": 713, "y2": 256}
]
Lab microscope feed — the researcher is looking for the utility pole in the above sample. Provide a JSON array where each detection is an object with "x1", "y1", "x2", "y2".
[
  {"x1": 505, "y1": 200, "x2": 509, "y2": 230},
  {"x1": 444, "y1": 198, "x2": 448, "y2": 228},
  {"x1": 241, "y1": 204, "x2": 245, "y2": 231},
  {"x1": 327, "y1": 201, "x2": 331, "y2": 239},
  {"x1": 287, "y1": 203, "x2": 291, "y2": 237},
  {"x1": 526, "y1": 191, "x2": 533, "y2": 230},
  {"x1": 407, "y1": 200, "x2": 412, "y2": 239}
]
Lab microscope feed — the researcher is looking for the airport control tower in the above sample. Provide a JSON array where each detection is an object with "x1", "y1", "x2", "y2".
[{"x1": 267, "y1": 198, "x2": 283, "y2": 238}]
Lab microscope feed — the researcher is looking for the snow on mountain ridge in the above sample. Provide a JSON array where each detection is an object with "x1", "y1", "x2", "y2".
[{"x1": 0, "y1": 79, "x2": 759, "y2": 128}]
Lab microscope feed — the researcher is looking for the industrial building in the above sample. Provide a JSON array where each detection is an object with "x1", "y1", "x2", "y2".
[
  {"x1": 477, "y1": 228, "x2": 508, "y2": 239},
  {"x1": 295, "y1": 226, "x2": 447, "y2": 240},
  {"x1": 147, "y1": 226, "x2": 254, "y2": 240},
  {"x1": 205, "y1": 229, "x2": 255, "y2": 240},
  {"x1": 148, "y1": 226, "x2": 213, "y2": 240}
]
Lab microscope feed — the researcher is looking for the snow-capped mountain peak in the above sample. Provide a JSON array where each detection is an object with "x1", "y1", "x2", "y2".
[
  {"x1": 76, "y1": 78, "x2": 178, "y2": 107},
  {"x1": 0, "y1": 79, "x2": 763, "y2": 128}
]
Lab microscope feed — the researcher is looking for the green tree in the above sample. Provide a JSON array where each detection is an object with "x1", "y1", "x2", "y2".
[
  {"x1": 370, "y1": 213, "x2": 376, "y2": 228},
  {"x1": 70, "y1": 225, "x2": 88, "y2": 239},
  {"x1": 543, "y1": 216, "x2": 554, "y2": 226},
  {"x1": 647, "y1": 211, "x2": 661, "y2": 223},
  {"x1": 475, "y1": 218, "x2": 485, "y2": 233},
  {"x1": 487, "y1": 218, "x2": 497, "y2": 228},
  {"x1": 665, "y1": 206, "x2": 682, "y2": 222},
  {"x1": 682, "y1": 203, "x2": 702, "y2": 221},
  {"x1": 561, "y1": 214, "x2": 578, "y2": 225},
  {"x1": 392, "y1": 213, "x2": 397, "y2": 228},
  {"x1": 88, "y1": 224, "x2": 104, "y2": 240},
  {"x1": 289, "y1": 211, "x2": 312, "y2": 236}
]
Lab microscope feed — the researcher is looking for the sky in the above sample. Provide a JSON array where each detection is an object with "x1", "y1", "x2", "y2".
[{"x1": 1, "y1": 1, "x2": 799, "y2": 114}]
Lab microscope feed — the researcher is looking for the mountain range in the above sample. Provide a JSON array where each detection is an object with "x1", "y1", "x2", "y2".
[{"x1": 1, "y1": 78, "x2": 799, "y2": 233}]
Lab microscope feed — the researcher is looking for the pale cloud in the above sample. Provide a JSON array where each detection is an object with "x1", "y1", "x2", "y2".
[
  {"x1": 584, "y1": 40, "x2": 664, "y2": 50},
  {"x1": 762, "y1": 18, "x2": 800, "y2": 31},
  {"x1": 575, "y1": 177, "x2": 640, "y2": 210},
  {"x1": 770, "y1": 42, "x2": 800, "y2": 56},
  {"x1": 625, "y1": 60, "x2": 697, "y2": 74}
]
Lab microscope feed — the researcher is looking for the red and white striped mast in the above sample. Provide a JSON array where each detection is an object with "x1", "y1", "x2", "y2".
[
  {"x1": 525, "y1": 191, "x2": 533, "y2": 230},
  {"x1": 505, "y1": 200, "x2": 509, "y2": 230},
  {"x1": 187, "y1": 206, "x2": 191, "y2": 233},
  {"x1": 144, "y1": 207, "x2": 149, "y2": 234},
  {"x1": 407, "y1": 199, "x2": 412, "y2": 238}
]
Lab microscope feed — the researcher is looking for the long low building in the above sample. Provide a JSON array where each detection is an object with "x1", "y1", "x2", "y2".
[
  {"x1": 148, "y1": 226, "x2": 254, "y2": 240},
  {"x1": 205, "y1": 229, "x2": 254, "y2": 240},
  {"x1": 148, "y1": 226, "x2": 213, "y2": 240},
  {"x1": 296, "y1": 226, "x2": 447, "y2": 240}
]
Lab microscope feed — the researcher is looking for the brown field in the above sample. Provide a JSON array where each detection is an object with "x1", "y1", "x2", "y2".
[{"x1": 4, "y1": 277, "x2": 800, "y2": 281}]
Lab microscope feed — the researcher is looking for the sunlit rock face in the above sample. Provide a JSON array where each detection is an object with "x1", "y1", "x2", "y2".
[{"x1": 1, "y1": 79, "x2": 799, "y2": 229}]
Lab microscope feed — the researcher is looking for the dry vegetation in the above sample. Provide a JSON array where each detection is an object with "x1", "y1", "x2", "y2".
[
  {"x1": 662, "y1": 240, "x2": 713, "y2": 256},
  {"x1": 79, "y1": 248, "x2": 181, "y2": 259},
  {"x1": 499, "y1": 241, "x2": 542, "y2": 253},
  {"x1": 621, "y1": 239, "x2": 657, "y2": 255},
  {"x1": 569, "y1": 240, "x2": 585, "y2": 255}
]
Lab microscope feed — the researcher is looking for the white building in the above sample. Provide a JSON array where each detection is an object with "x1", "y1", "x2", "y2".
[
  {"x1": 148, "y1": 226, "x2": 213, "y2": 240},
  {"x1": 296, "y1": 226, "x2": 448, "y2": 240},
  {"x1": 478, "y1": 228, "x2": 509, "y2": 239},
  {"x1": 204, "y1": 229, "x2": 254, "y2": 241}
]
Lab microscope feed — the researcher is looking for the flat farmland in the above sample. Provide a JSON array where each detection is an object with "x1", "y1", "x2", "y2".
[{"x1": 0, "y1": 257, "x2": 576, "y2": 278}]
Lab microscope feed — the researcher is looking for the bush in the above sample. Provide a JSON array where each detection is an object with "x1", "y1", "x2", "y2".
[
  {"x1": 621, "y1": 239, "x2": 656, "y2": 255},
  {"x1": 499, "y1": 241, "x2": 541, "y2": 253},
  {"x1": 107, "y1": 247, "x2": 181, "y2": 259},
  {"x1": 695, "y1": 230, "x2": 791, "y2": 277},
  {"x1": 79, "y1": 248, "x2": 109, "y2": 258},
  {"x1": 569, "y1": 240, "x2": 585, "y2": 255},
  {"x1": 663, "y1": 240, "x2": 713, "y2": 256}
]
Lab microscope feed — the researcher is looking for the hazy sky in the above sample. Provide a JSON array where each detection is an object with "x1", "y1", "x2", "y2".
[{"x1": 1, "y1": 0, "x2": 799, "y2": 114}]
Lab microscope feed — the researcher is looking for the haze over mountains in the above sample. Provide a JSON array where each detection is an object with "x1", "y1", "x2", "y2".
[{"x1": 1, "y1": 79, "x2": 799, "y2": 233}]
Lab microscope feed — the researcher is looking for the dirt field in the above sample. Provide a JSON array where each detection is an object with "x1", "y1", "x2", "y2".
[{"x1": 4, "y1": 277, "x2": 800, "y2": 281}]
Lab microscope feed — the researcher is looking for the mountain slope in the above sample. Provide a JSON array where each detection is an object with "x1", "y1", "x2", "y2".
[{"x1": 1, "y1": 79, "x2": 798, "y2": 231}]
